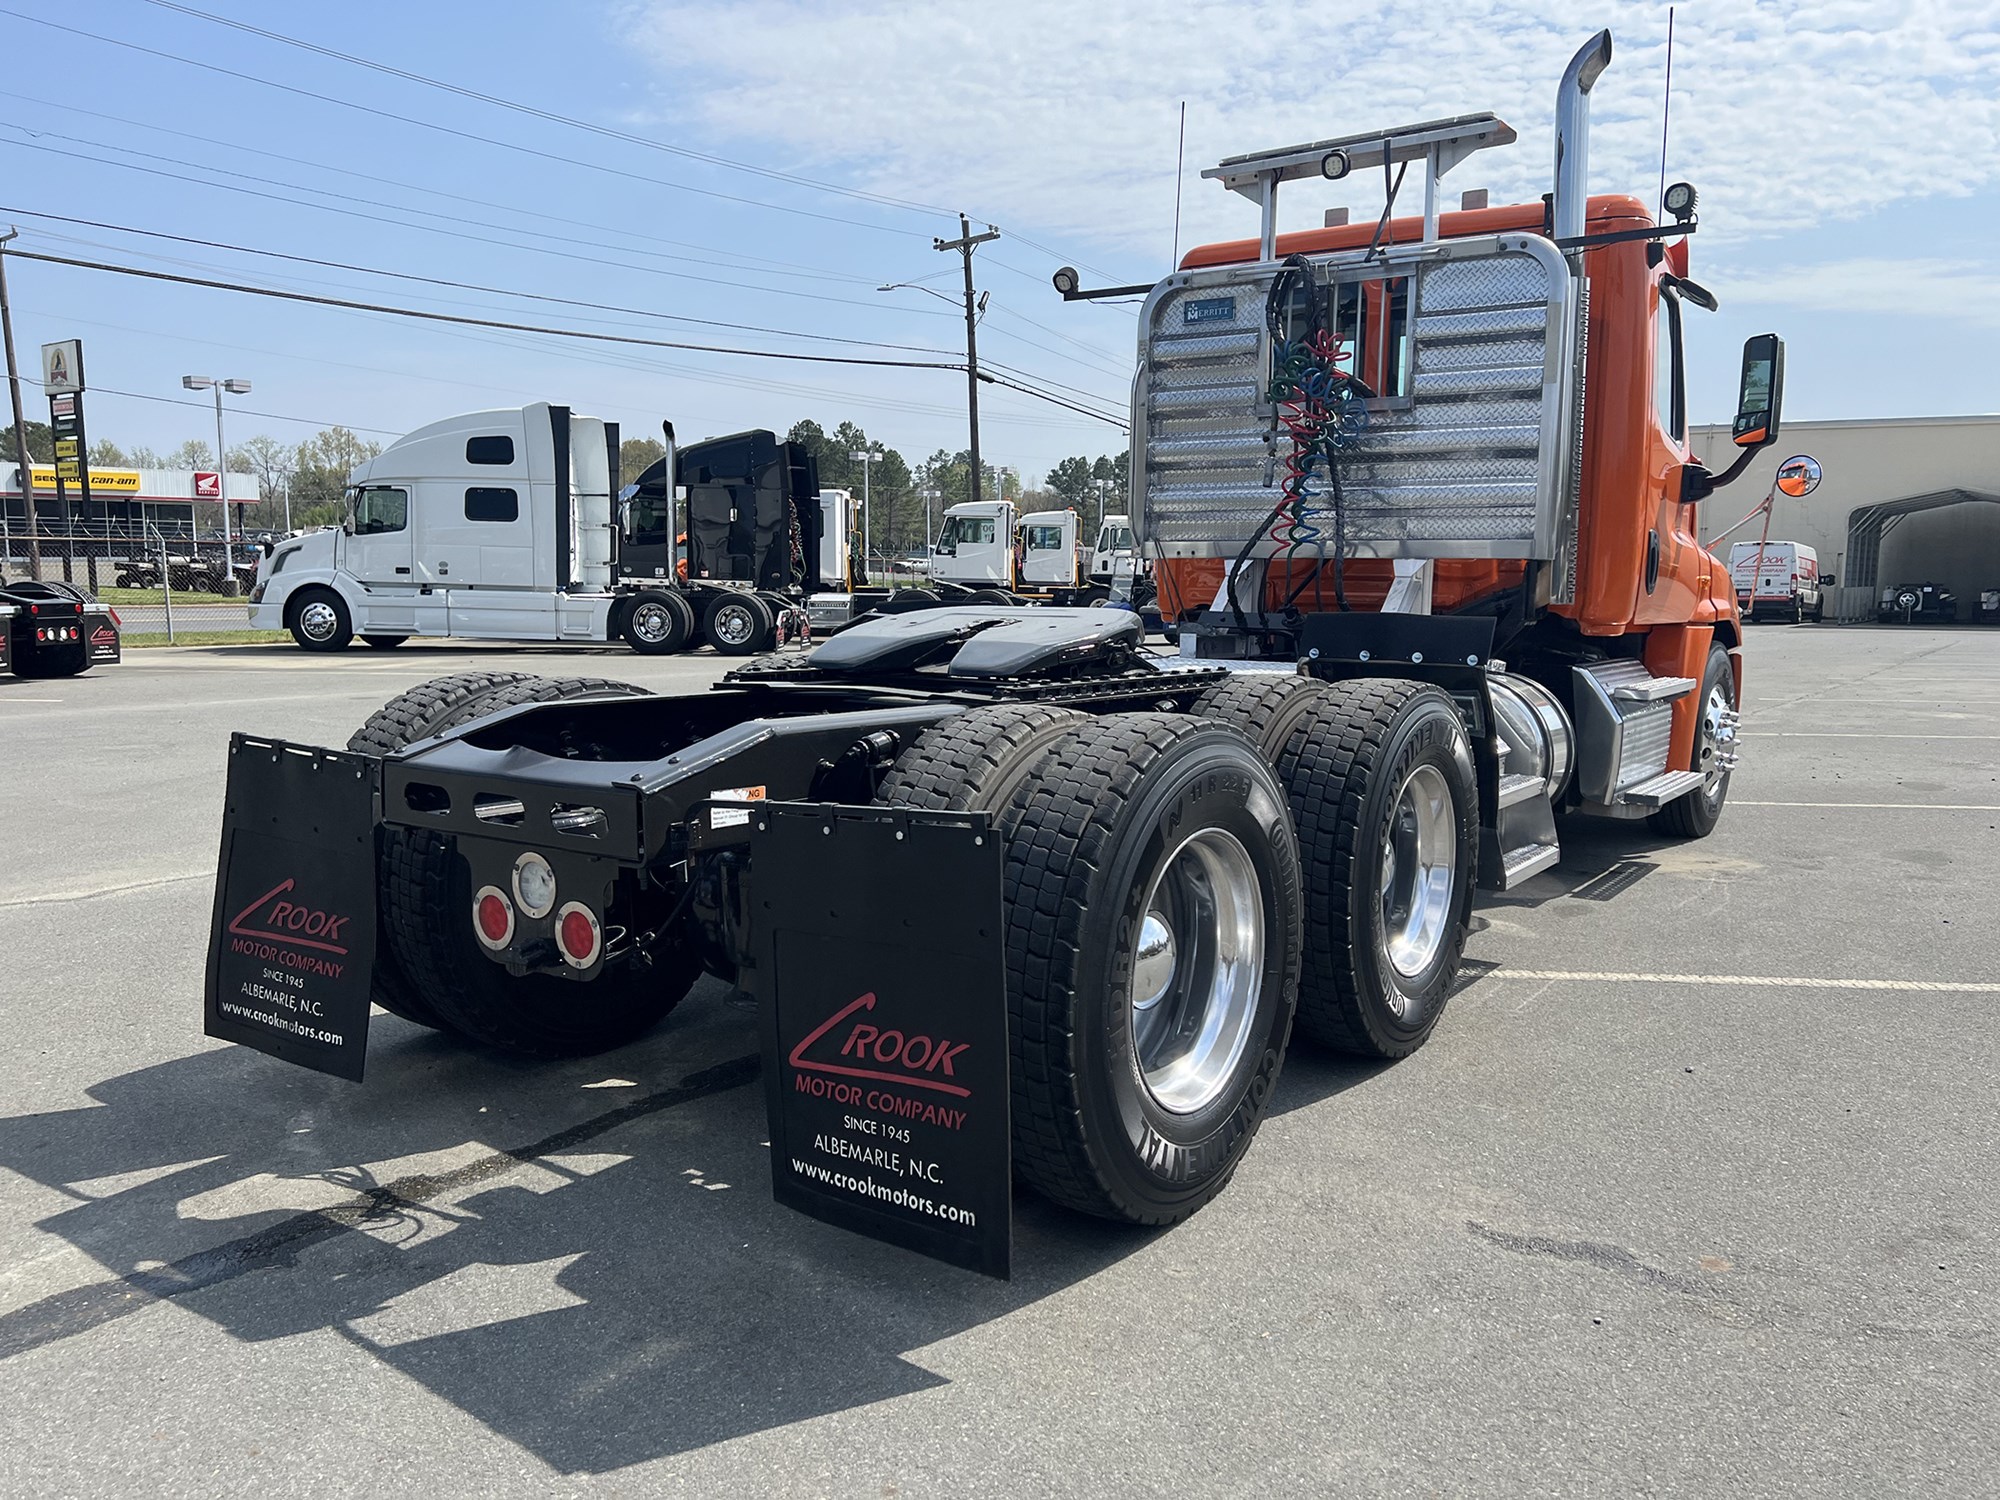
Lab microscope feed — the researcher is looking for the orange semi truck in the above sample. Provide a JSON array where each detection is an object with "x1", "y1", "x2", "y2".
[
  {"x1": 1075, "y1": 26, "x2": 1782, "y2": 862},
  {"x1": 203, "y1": 29, "x2": 1788, "y2": 1272}
]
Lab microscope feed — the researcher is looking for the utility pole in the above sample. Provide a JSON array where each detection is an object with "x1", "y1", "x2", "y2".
[
  {"x1": 934, "y1": 215, "x2": 999, "y2": 506},
  {"x1": 0, "y1": 227, "x2": 42, "y2": 580}
]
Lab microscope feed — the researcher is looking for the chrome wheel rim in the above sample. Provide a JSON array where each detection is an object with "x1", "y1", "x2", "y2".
[
  {"x1": 299, "y1": 600, "x2": 338, "y2": 641},
  {"x1": 1698, "y1": 680, "x2": 1736, "y2": 807},
  {"x1": 632, "y1": 602, "x2": 672, "y2": 644},
  {"x1": 1378, "y1": 763, "x2": 1455, "y2": 986},
  {"x1": 713, "y1": 604, "x2": 754, "y2": 646},
  {"x1": 1130, "y1": 827, "x2": 1264, "y2": 1115}
]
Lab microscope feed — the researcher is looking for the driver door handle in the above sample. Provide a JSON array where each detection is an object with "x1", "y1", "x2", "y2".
[{"x1": 394, "y1": 566, "x2": 410, "y2": 574}]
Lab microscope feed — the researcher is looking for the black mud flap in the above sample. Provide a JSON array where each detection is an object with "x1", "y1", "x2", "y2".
[
  {"x1": 85, "y1": 606, "x2": 120, "y2": 665},
  {"x1": 204, "y1": 735, "x2": 379, "y2": 1082},
  {"x1": 751, "y1": 802, "x2": 1011, "y2": 1279}
]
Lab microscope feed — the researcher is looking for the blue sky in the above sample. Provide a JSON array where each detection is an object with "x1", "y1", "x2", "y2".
[{"x1": 1, "y1": 0, "x2": 1993, "y2": 483}]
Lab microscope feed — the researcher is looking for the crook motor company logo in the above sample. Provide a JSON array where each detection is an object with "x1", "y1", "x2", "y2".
[
  {"x1": 224, "y1": 876, "x2": 355, "y2": 979},
  {"x1": 787, "y1": 991, "x2": 975, "y2": 1131}
]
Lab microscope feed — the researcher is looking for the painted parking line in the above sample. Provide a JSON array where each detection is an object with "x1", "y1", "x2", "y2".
[
  {"x1": 1746, "y1": 734, "x2": 2000, "y2": 742},
  {"x1": 1487, "y1": 971, "x2": 2000, "y2": 993},
  {"x1": 1733, "y1": 801, "x2": 2000, "y2": 811}
]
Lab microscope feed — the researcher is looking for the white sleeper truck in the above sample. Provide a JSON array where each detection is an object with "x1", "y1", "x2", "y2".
[{"x1": 251, "y1": 404, "x2": 833, "y2": 655}]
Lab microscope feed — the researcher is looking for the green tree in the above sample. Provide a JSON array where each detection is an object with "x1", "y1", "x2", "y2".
[
  {"x1": 619, "y1": 436, "x2": 667, "y2": 487},
  {"x1": 1047, "y1": 455, "x2": 1095, "y2": 506},
  {"x1": 88, "y1": 438, "x2": 129, "y2": 467},
  {"x1": 0, "y1": 418, "x2": 53, "y2": 465},
  {"x1": 167, "y1": 438, "x2": 215, "y2": 471},
  {"x1": 291, "y1": 426, "x2": 383, "y2": 526},
  {"x1": 231, "y1": 434, "x2": 294, "y2": 529}
]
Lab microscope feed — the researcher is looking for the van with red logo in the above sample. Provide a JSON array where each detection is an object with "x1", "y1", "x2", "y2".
[{"x1": 1729, "y1": 541, "x2": 1824, "y2": 623}]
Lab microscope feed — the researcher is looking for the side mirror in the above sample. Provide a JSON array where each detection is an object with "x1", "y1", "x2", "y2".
[
  {"x1": 1732, "y1": 333, "x2": 1785, "y2": 448},
  {"x1": 1821, "y1": 574, "x2": 1837, "y2": 588}
]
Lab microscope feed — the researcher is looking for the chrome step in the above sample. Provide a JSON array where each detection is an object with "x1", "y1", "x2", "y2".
[
  {"x1": 1500, "y1": 841, "x2": 1561, "y2": 888},
  {"x1": 1496, "y1": 772, "x2": 1547, "y2": 809},
  {"x1": 1617, "y1": 769, "x2": 1707, "y2": 807},
  {"x1": 1610, "y1": 674, "x2": 1696, "y2": 703}
]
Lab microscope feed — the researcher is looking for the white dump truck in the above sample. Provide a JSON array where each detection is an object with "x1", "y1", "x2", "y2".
[{"x1": 250, "y1": 403, "x2": 845, "y2": 655}]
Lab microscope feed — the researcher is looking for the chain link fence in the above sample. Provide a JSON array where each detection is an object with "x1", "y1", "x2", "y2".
[{"x1": 2, "y1": 527, "x2": 265, "y2": 641}]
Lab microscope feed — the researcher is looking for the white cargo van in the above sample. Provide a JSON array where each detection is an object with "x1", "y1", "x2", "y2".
[{"x1": 1729, "y1": 540, "x2": 1825, "y2": 623}]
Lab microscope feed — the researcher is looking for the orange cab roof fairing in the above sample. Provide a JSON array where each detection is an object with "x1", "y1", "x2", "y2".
[{"x1": 1178, "y1": 194, "x2": 1655, "y2": 271}]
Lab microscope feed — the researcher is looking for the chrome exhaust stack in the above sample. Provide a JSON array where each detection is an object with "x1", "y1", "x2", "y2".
[{"x1": 1552, "y1": 29, "x2": 1613, "y2": 258}]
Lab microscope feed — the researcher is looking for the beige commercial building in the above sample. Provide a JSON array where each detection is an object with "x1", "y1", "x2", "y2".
[{"x1": 1689, "y1": 414, "x2": 2000, "y2": 622}]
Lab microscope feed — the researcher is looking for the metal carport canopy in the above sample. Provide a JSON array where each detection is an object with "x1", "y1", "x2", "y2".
[{"x1": 1840, "y1": 487, "x2": 2000, "y2": 619}]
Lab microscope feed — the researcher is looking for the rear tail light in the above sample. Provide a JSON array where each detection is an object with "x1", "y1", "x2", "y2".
[
  {"x1": 556, "y1": 902, "x2": 602, "y2": 968},
  {"x1": 472, "y1": 885, "x2": 515, "y2": 950}
]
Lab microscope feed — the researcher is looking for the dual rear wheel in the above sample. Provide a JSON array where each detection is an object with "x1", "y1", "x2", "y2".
[{"x1": 873, "y1": 679, "x2": 1480, "y2": 1224}]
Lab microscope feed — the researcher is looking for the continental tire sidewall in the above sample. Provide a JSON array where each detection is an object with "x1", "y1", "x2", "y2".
[
  {"x1": 1031, "y1": 739, "x2": 1301, "y2": 1217},
  {"x1": 1348, "y1": 700, "x2": 1477, "y2": 1045}
]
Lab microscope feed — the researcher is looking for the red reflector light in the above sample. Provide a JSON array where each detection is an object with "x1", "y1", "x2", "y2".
[
  {"x1": 556, "y1": 902, "x2": 601, "y2": 968},
  {"x1": 478, "y1": 894, "x2": 511, "y2": 941},
  {"x1": 471, "y1": 885, "x2": 515, "y2": 950}
]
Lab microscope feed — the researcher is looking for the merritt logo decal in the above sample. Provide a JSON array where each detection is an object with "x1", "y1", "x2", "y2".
[
  {"x1": 788, "y1": 993, "x2": 972, "y2": 1098},
  {"x1": 227, "y1": 878, "x2": 353, "y2": 956}
]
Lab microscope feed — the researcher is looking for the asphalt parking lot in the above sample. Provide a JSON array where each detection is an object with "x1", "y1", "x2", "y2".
[{"x1": 2, "y1": 628, "x2": 1996, "y2": 1497}]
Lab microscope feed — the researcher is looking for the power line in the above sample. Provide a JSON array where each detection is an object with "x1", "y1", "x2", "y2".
[
  {"x1": 8, "y1": 247, "x2": 1125, "y2": 430},
  {"x1": 136, "y1": 0, "x2": 1133, "y2": 288},
  {"x1": 0, "y1": 207, "x2": 960, "y2": 355},
  {"x1": 0, "y1": 133, "x2": 957, "y2": 320},
  {"x1": 981, "y1": 373, "x2": 1129, "y2": 431},
  {"x1": 136, "y1": 0, "x2": 958, "y2": 220},
  {"x1": 65, "y1": 383, "x2": 400, "y2": 436},
  {"x1": 4, "y1": 248, "x2": 967, "y2": 370},
  {"x1": 0, "y1": 87, "x2": 879, "y2": 289},
  {"x1": 0, "y1": 7, "x2": 926, "y2": 238}
]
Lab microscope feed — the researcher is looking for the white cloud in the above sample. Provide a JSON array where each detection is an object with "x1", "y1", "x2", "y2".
[
  {"x1": 1722, "y1": 256, "x2": 2000, "y2": 327},
  {"x1": 619, "y1": 0, "x2": 2000, "y2": 266}
]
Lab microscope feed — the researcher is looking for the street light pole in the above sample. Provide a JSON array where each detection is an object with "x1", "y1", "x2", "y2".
[
  {"x1": 182, "y1": 374, "x2": 251, "y2": 559},
  {"x1": 847, "y1": 444, "x2": 882, "y2": 584},
  {"x1": 0, "y1": 227, "x2": 42, "y2": 580}
]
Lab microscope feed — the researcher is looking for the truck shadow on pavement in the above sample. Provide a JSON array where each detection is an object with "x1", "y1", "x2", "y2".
[{"x1": 0, "y1": 986, "x2": 1381, "y2": 1474}]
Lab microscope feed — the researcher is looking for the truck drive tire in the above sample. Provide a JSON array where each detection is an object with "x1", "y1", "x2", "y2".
[
  {"x1": 377, "y1": 675, "x2": 704, "y2": 1056},
  {"x1": 1277, "y1": 680, "x2": 1479, "y2": 1059},
  {"x1": 346, "y1": 672, "x2": 538, "y2": 1030},
  {"x1": 362, "y1": 634, "x2": 408, "y2": 649},
  {"x1": 288, "y1": 587, "x2": 352, "y2": 651},
  {"x1": 885, "y1": 588, "x2": 939, "y2": 612},
  {"x1": 1192, "y1": 672, "x2": 1332, "y2": 761},
  {"x1": 1006, "y1": 714, "x2": 1302, "y2": 1223},
  {"x1": 703, "y1": 592, "x2": 774, "y2": 655},
  {"x1": 1648, "y1": 644, "x2": 1736, "y2": 840},
  {"x1": 968, "y1": 589, "x2": 1014, "y2": 607},
  {"x1": 621, "y1": 590, "x2": 694, "y2": 654},
  {"x1": 876, "y1": 702, "x2": 1086, "y2": 816},
  {"x1": 882, "y1": 710, "x2": 1302, "y2": 1225}
]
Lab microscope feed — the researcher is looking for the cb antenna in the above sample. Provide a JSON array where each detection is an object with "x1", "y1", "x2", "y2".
[
  {"x1": 1656, "y1": 6, "x2": 1676, "y2": 219},
  {"x1": 1171, "y1": 101, "x2": 1187, "y2": 270}
]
